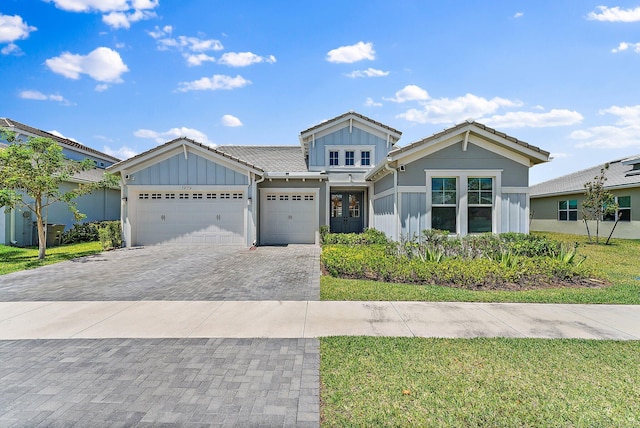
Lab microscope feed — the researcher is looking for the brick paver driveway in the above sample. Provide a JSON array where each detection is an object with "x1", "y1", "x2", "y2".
[
  {"x1": 0, "y1": 244, "x2": 320, "y2": 302},
  {"x1": 0, "y1": 244, "x2": 321, "y2": 427}
]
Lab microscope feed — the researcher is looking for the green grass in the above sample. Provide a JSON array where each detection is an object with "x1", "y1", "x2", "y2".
[
  {"x1": 0, "y1": 242, "x2": 103, "y2": 275},
  {"x1": 321, "y1": 233, "x2": 640, "y2": 304},
  {"x1": 321, "y1": 337, "x2": 640, "y2": 427}
]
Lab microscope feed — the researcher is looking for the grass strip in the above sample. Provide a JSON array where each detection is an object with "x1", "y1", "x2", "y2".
[{"x1": 0, "y1": 242, "x2": 103, "y2": 275}]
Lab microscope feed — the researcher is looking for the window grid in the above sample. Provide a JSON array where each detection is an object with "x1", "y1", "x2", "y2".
[
  {"x1": 329, "y1": 151, "x2": 339, "y2": 166},
  {"x1": 139, "y1": 193, "x2": 149, "y2": 200},
  {"x1": 361, "y1": 151, "x2": 370, "y2": 166},
  {"x1": 604, "y1": 196, "x2": 631, "y2": 222},
  {"x1": 345, "y1": 151, "x2": 355, "y2": 166},
  {"x1": 558, "y1": 200, "x2": 578, "y2": 221},
  {"x1": 165, "y1": 193, "x2": 175, "y2": 199}
]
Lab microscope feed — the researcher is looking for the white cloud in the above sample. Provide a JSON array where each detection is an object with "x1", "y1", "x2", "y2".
[
  {"x1": 326, "y1": 41, "x2": 375, "y2": 63},
  {"x1": 184, "y1": 53, "x2": 216, "y2": 66},
  {"x1": 587, "y1": 6, "x2": 640, "y2": 22},
  {"x1": 103, "y1": 145, "x2": 137, "y2": 159},
  {"x1": 95, "y1": 83, "x2": 110, "y2": 91},
  {"x1": 0, "y1": 14, "x2": 36, "y2": 54},
  {"x1": 345, "y1": 68, "x2": 389, "y2": 78},
  {"x1": 149, "y1": 26, "x2": 224, "y2": 65},
  {"x1": 45, "y1": 47, "x2": 129, "y2": 83},
  {"x1": 549, "y1": 152, "x2": 570, "y2": 159},
  {"x1": 19, "y1": 90, "x2": 71, "y2": 104},
  {"x1": 364, "y1": 97, "x2": 382, "y2": 107},
  {"x1": 612, "y1": 42, "x2": 640, "y2": 53},
  {"x1": 397, "y1": 93, "x2": 522, "y2": 124},
  {"x1": 221, "y1": 114, "x2": 243, "y2": 127},
  {"x1": 385, "y1": 85, "x2": 429, "y2": 103},
  {"x1": 48, "y1": 130, "x2": 77, "y2": 141},
  {"x1": 482, "y1": 109, "x2": 583, "y2": 128},
  {"x1": 218, "y1": 52, "x2": 276, "y2": 67},
  {"x1": 513, "y1": 12, "x2": 524, "y2": 18},
  {"x1": 46, "y1": 0, "x2": 159, "y2": 29},
  {"x1": 177, "y1": 74, "x2": 251, "y2": 92},
  {"x1": 134, "y1": 127, "x2": 212, "y2": 145},
  {"x1": 571, "y1": 105, "x2": 640, "y2": 149}
]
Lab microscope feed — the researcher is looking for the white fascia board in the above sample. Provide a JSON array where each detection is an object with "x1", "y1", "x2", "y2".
[
  {"x1": 471, "y1": 127, "x2": 549, "y2": 165},
  {"x1": 300, "y1": 115, "x2": 401, "y2": 143},
  {"x1": 265, "y1": 172, "x2": 327, "y2": 179}
]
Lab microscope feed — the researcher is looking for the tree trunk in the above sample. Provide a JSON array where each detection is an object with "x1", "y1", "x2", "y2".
[
  {"x1": 35, "y1": 196, "x2": 46, "y2": 260},
  {"x1": 583, "y1": 219, "x2": 592, "y2": 243}
]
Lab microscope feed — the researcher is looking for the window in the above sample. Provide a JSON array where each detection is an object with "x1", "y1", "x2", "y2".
[
  {"x1": 349, "y1": 194, "x2": 360, "y2": 218},
  {"x1": 431, "y1": 178, "x2": 457, "y2": 233},
  {"x1": 192, "y1": 193, "x2": 203, "y2": 199},
  {"x1": 329, "y1": 151, "x2": 339, "y2": 166},
  {"x1": 331, "y1": 194, "x2": 342, "y2": 218},
  {"x1": 139, "y1": 193, "x2": 149, "y2": 200},
  {"x1": 558, "y1": 200, "x2": 578, "y2": 221},
  {"x1": 151, "y1": 193, "x2": 162, "y2": 200},
  {"x1": 267, "y1": 194, "x2": 276, "y2": 201},
  {"x1": 467, "y1": 177, "x2": 493, "y2": 233},
  {"x1": 361, "y1": 151, "x2": 371, "y2": 166},
  {"x1": 345, "y1": 151, "x2": 355, "y2": 166},
  {"x1": 604, "y1": 196, "x2": 631, "y2": 222},
  {"x1": 165, "y1": 193, "x2": 176, "y2": 199},
  {"x1": 179, "y1": 193, "x2": 189, "y2": 199}
]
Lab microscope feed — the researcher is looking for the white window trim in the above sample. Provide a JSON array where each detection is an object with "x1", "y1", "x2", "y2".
[
  {"x1": 558, "y1": 199, "x2": 578, "y2": 222},
  {"x1": 324, "y1": 145, "x2": 376, "y2": 170},
  {"x1": 425, "y1": 170, "x2": 502, "y2": 235}
]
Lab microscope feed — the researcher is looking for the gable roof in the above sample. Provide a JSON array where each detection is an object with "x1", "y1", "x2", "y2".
[
  {"x1": 365, "y1": 120, "x2": 550, "y2": 181},
  {"x1": 0, "y1": 118, "x2": 120, "y2": 163},
  {"x1": 530, "y1": 155, "x2": 640, "y2": 197},
  {"x1": 217, "y1": 146, "x2": 308, "y2": 172},
  {"x1": 107, "y1": 137, "x2": 264, "y2": 174},
  {"x1": 299, "y1": 111, "x2": 402, "y2": 137}
]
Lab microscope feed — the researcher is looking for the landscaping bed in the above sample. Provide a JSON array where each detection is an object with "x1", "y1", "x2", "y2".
[{"x1": 321, "y1": 229, "x2": 605, "y2": 292}]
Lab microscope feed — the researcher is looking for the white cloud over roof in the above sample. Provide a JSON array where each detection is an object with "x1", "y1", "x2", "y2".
[
  {"x1": 326, "y1": 41, "x2": 375, "y2": 63},
  {"x1": 572, "y1": 105, "x2": 640, "y2": 148},
  {"x1": 46, "y1": 0, "x2": 159, "y2": 28},
  {"x1": 19, "y1": 90, "x2": 71, "y2": 105},
  {"x1": 612, "y1": 42, "x2": 640, "y2": 53},
  {"x1": 385, "y1": 85, "x2": 429, "y2": 103},
  {"x1": 587, "y1": 6, "x2": 640, "y2": 22},
  {"x1": 176, "y1": 74, "x2": 251, "y2": 92},
  {"x1": 103, "y1": 145, "x2": 138, "y2": 159},
  {"x1": 345, "y1": 68, "x2": 389, "y2": 78},
  {"x1": 134, "y1": 126, "x2": 212, "y2": 145},
  {"x1": 221, "y1": 114, "x2": 243, "y2": 127},
  {"x1": 483, "y1": 109, "x2": 583, "y2": 128},
  {"x1": 149, "y1": 26, "x2": 224, "y2": 66},
  {"x1": 45, "y1": 47, "x2": 129, "y2": 83},
  {"x1": 218, "y1": 52, "x2": 276, "y2": 67}
]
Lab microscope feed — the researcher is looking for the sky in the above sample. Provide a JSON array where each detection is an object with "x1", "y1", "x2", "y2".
[{"x1": 1, "y1": 0, "x2": 639, "y2": 184}]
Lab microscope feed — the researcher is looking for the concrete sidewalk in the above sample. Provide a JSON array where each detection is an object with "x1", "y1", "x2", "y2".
[{"x1": 2, "y1": 301, "x2": 639, "y2": 340}]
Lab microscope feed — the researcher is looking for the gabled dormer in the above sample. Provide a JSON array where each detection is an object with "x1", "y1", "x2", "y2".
[{"x1": 299, "y1": 111, "x2": 401, "y2": 172}]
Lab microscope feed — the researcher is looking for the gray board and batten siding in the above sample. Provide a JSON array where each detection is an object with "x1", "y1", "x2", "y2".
[{"x1": 308, "y1": 126, "x2": 391, "y2": 168}]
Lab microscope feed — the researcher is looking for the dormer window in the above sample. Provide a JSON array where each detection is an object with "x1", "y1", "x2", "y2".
[
  {"x1": 361, "y1": 151, "x2": 370, "y2": 166},
  {"x1": 329, "y1": 151, "x2": 339, "y2": 166},
  {"x1": 345, "y1": 151, "x2": 355, "y2": 166}
]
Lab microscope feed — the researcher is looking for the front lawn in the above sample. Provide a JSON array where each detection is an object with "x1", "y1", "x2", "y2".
[
  {"x1": 321, "y1": 232, "x2": 640, "y2": 304},
  {"x1": 321, "y1": 337, "x2": 640, "y2": 427},
  {"x1": 0, "y1": 242, "x2": 103, "y2": 275}
]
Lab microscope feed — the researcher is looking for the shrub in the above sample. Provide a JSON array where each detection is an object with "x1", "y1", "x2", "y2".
[
  {"x1": 61, "y1": 222, "x2": 100, "y2": 244},
  {"x1": 322, "y1": 228, "x2": 390, "y2": 246},
  {"x1": 98, "y1": 221, "x2": 122, "y2": 250}
]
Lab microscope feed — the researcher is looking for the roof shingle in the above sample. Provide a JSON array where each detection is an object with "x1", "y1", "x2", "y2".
[{"x1": 217, "y1": 146, "x2": 308, "y2": 172}]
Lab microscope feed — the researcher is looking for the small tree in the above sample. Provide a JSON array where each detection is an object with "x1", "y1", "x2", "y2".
[
  {"x1": 0, "y1": 130, "x2": 118, "y2": 259},
  {"x1": 581, "y1": 164, "x2": 617, "y2": 244}
]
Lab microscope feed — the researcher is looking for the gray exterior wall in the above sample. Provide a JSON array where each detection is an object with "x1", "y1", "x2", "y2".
[
  {"x1": 531, "y1": 187, "x2": 640, "y2": 239},
  {"x1": 132, "y1": 153, "x2": 248, "y2": 186},
  {"x1": 373, "y1": 194, "x2": 395, "y2": 240},
  {"x1": 501, "y1": 192, "x2": 528, "y2": 234},
  {"x1": 400, "y1": 192, "x2": 427, "y2": 239},
  {"x1": 309, "y1": 126, "x2": 390, "y2": 168},
  {"x1": 399, "y1": 142, "x2": 528, "y2": 187},
  {"x1": 373, "y1": 173, "x2": 394, "y2": 194}
]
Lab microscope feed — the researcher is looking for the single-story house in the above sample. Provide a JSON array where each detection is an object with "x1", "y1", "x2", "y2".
[
  {"x1": 107, "y1": 112, "x2": 549, "y2": 247},
  {"x1": 1, "y1": 118, "x2": 121, "y2": 247},
  {"x1": 530, "y1": 155, "x2": 640, "y2": 239}
]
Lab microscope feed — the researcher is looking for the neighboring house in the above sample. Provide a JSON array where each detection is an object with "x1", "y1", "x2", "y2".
[
  {"x1": 0, "y1": 118, "x2": 121, "y2": 247},
  {"x1": 107, "y1": 112, "x2": 550, "y2": 247},
  {"x1": 530, "y1": 156, "x2": 640, "y2": 239}
]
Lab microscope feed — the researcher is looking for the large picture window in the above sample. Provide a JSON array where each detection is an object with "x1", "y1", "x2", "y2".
[
  {"x1": 431, "y1": 177, "x2": 457, "y2": 233},
  {"x1": 467, "y1": 177, "x2": 493, "y2": 233},
  {"x1": 558, "y1": 200, "x2": 578, "y2": 221}
]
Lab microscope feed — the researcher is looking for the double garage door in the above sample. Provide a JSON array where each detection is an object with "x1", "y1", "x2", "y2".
[
  {"x1": 134, "y1": 191, "x2": 245, "y2": 246},
  {"x1": 260, "y1": 191, "x2": 317, "y2": 245}
]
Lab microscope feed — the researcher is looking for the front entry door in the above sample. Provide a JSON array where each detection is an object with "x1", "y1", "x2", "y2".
[{"x1": 330, "y1": 192, "x2": 364, "y2": 234}]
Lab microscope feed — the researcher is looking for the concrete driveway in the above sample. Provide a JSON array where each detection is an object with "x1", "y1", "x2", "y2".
[{"x1": 0, "y1": 244, "x2": 320, "y2": 302}]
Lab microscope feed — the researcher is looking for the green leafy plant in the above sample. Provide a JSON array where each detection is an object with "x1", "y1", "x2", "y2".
[{"x1": 98, "y1": 221, "x2": 122, "y2": 250}]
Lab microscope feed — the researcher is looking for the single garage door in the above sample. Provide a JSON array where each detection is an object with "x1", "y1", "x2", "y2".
[
  {"x1": 135, "y1": 191, "x2": 245, "y2": 245},
  {"x1": 260, "y1": 191, "x2": 317, "y2": 245}
]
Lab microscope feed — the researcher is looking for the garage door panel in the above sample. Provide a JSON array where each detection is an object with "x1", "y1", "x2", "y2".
[
  {"x1": 260, "y1": 192, "x2": 316, "y2": 245},
  {"x1": 134, "y1": 191, "x2": 245, "y2": 246}
]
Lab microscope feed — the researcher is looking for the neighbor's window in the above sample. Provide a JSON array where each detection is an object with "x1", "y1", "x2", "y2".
[
  {"x1": 361, "y1": 151, "x2": 371, "y2": 166},
  {"x1": 467, "y1": 177, "x2": 493, "y2": 233},
  {"x1": 345, "y1": 151, "x2": 355, "y2": 166},
  {"x1": 329, "y1": 151, "x2": 339, "y2": 166},
  {"x1": 558, "y1": 200, "x2": 578, "y2": 221},
  {"x1": 431, "y1": 177, "x2": 457, "y2": 233},
  {"x1": 604, "y1": 196, "x2": 631, "y2": 222}
]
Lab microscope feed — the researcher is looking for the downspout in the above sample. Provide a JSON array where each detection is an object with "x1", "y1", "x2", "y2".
[
  {"x1": 252, "y1": 173, "x2": 266, "y2": 246},
  {"x1": 384, "y1": 163, "x2": 399, "y2": 241}
]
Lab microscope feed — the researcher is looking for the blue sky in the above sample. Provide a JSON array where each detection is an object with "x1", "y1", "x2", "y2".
[{"x1": 1, "y1": 0, "x2": 639, "y2": 184}]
